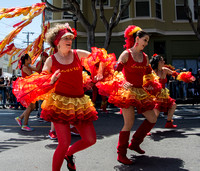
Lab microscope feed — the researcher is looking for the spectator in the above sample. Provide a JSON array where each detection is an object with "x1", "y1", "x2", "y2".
[{"x1": 0, "y1": 77, "x2": 6, "y2": 109}]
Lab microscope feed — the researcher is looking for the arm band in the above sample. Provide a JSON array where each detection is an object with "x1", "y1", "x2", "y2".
[{"x1": 114, "y1": 62, "x2": 124, "y2": 71}]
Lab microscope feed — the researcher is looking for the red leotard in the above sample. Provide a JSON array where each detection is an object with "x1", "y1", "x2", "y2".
[
  {"x1": 159, "y1": 77, "x2": 167, "y2": 88},
  {"x1": 51, "y1": 50, "x2": 84, "y2": 97},
  {"x1": 36, "y1": 61, "x2": 43, "y2": 74},
  {"x1": 123, "y1": 50, "x2": 147, "y2": 87},
  {"x1": 21, "y1": 66, "x2": 32, "y2": 78}
]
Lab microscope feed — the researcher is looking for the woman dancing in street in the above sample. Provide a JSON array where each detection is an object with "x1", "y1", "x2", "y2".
[
  {"x1": 150, "y1": 54, "x2": 195, "y2": 128},
  {"x1": 13, "y1": 23, "x2": 102, "y2": 171},
  {"x1": 15, "y1": 53, "x2": 42, "y2": 131},
  {"x1": 97, "y1": 25, "x2": 160, "y2": 165}
]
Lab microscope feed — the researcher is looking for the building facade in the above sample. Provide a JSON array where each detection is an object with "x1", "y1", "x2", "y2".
[
  {"x1": 47, "y1": 0, "x2": 200, "y2": 74},
  {"x1": 0, "y1": 54, "x2": 19, "y2": 77}
]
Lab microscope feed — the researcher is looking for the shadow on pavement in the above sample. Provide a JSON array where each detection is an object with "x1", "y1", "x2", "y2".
[
  {"x1": 114, "y1": 155, "x2": 188, "y2": 171},
  {"x1": 148, "y1": 130, "x2": 187, "y2": 142}
]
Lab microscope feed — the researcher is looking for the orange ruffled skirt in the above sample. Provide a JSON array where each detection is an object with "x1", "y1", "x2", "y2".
[
  {"x1": 108, "y1": 86, "x2": 155, "y2": 114},
  {"x1": 96, "y1": 71, "x2": 155, "y2": 114},
  {"x1": 41, "y1": 93, "x2": 98, "y2": 125},
  {"x1": 154, "y1": 88, "x2": 176, "y2": 113}
]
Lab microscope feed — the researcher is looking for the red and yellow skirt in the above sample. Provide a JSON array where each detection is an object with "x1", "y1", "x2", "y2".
[
  {"x1": 96, "y1": 71, "x2": 155, "y2": 114},
  {"x1": 108, "y1": 86, "x2": 155, "y2": 114},
  {"x1": 41, "y1": 93, "x2": 98, "y2": 125},
  {"x1": 154, "y1": 88, "x2": 176, "y2": 113}
]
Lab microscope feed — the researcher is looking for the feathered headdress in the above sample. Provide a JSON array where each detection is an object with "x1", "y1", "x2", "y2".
[{"x1": 124, "y1": 25, "x2": 142, "y2": 49}]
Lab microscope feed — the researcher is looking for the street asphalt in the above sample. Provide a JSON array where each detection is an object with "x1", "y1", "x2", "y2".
[{"x1": 0, "y1": 104, "x2": 200, "y2": 171}]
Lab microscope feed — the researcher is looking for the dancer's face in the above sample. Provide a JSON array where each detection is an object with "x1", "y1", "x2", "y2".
[
  {"x1": 58, "y1": 36, "x2": 73, "y2": 53},
  {"x1": 25, "y1": 56, "x2": 32, "y2": 65},
  {"x1": 137, "y1": 35, "x2": 149, "y2": 50},
  {"x1": 158, "y1": 57, "x2": 165, "y2": 67}
]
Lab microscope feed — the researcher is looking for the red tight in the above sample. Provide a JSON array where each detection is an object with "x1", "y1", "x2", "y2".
[{"x1": 52, "y1": 121, "x2": 96, "y2": 171}]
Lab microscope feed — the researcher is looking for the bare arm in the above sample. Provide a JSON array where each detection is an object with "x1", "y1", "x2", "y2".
[
  {"x1": 118, "y1": 50, "x2": 129, "y2": 64},
  {"x1": 162, "y1": 66, "x2": 174, "y2": 76},
  {"x1": 42, "y1": 57, "x2": 52, "y2": 73},
  {"x1": 42, "y1": 57, "x2": 61, "y2": 84},
  {"x1": 76, "y1": 49, "x2": 91, "y2": 60},
  {"x1": 146, "y1": 55, "x2": 150, "y2": 65},
  {"x1": 29, "y1": 62, "x2": 42, "y2": 72},
  {"x1": 118, "y1": 50, "x2": 133, "y2": 89}
]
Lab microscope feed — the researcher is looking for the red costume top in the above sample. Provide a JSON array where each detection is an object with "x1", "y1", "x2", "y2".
[
  {"x1": 123, "y1": 50, "x2": 147, "y2": 87},
  {"x1": 36, "y1": 61, "x2": 43, "y2": 74},
  {"x1": 21, "y1": 66, "x2": 32, "y2": 78},
  {"x1": 159, "y1": 77, "x2": 167, "y2": 88},
  {"x1": 51, "y1": 50, "x2": 84, "y2": 97}
]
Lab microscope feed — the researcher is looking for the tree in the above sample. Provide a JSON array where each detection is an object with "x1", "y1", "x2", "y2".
[
  {"x1": 99, "y1": 0, "x2": 131, "y2": 50},
  {"x1": 184, "y1": 0, "x2": 200, "y2": 40},
  {"x1": 42, "y1": 0, "x2": 131, "y2": 51}
]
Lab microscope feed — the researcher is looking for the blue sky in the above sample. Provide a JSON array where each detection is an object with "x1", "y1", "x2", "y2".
[{"x1": 0, "y1": 0, "x2": 43, "y2": 49}]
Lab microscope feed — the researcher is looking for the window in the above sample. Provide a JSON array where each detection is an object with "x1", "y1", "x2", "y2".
[
  {"x1": 63, "y1": 0, "x2": 81, "y2": 19},
  {"x1": 176, "y1": 0, "x2": 188, "y2": 20},
  {"x1": 4, "y1": 54, "x2": 8, "y2": 61},
  {"x1": 154, "y1": 41, "x2": 165, "y2": 55},
  {"x1": 45, "y1": 10, "x2": 53, "y2": 21},
  {"x1": 96, "y1": 0, "x2": 109, "y2": 6},
  {"x1": 121, "y1": 0, "x2": 129, "y2": 20},
  {"x1": 194, "y1": 0, "x2": 200, "y2": 19},
  {"x1": 176, "y1": 0, "x2": 200, "y2": 20},
  {"x1": 155, "y1": 0, "x2": 162, "y2": 19},
  {"x1": 135, "y1": 0, "x2": 150, "y2": 17}
]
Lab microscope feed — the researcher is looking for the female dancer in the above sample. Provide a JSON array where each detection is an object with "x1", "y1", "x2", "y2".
[
  {"x1": 98, "y1": 25, "x2": 158, "y2": 165},
  {"x1": 150, "y1": 54, "x2": 195, "y2": 128},
  {"x1": 42, "y1": 23, "x2": 100, "y2": 171},
  {"x1": 13, "y1": 23, "x2": 101, "y2": 171},
  {"x1": 150, "y1": 54, "x2": 177, "y2": 128},
  {"x1": 15, "y1": 53, "x2": 42, "y2": 131}
]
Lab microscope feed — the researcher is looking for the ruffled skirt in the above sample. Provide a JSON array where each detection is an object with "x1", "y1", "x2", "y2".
[
  {"x1": 41, "y1": 93, "x2": 98, "y2": 124},
  {"x1": 96, "y1": 71, "x2": 155, "y2": 114},
  {"x1": 108, "y1": 86, "x2": 155, "y2": 114},
  {"x1": 154, "y1": 88, "x2": 176, "y2": 112}
]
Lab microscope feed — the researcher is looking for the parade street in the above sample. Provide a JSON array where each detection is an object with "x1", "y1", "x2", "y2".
[{"x1": 0, "y1": 104, "x2": 200, "y2": 171}]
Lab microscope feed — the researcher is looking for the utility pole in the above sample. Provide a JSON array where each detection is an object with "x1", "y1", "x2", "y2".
[{"x1": 22, "y1": 32, "x2": 34, "y2": 46}]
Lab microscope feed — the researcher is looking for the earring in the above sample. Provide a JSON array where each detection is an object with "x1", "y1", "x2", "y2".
[{"x1": 134, "y1": 43, "x2": 139, "y2": 47}]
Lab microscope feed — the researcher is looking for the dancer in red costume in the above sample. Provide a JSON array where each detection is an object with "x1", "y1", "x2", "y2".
[
  {"x1": 15, "y1": 53, "x2": 42, "y2": 131},
  {"x1": 13, "y1": 23, "x2": 102, "y2": 171},
  {"x1": 150, "y1": 54, "x2": 195, "y2": 128},
  {"x1": 97, "y1": 26, "x2": 159, "y2": 165}
]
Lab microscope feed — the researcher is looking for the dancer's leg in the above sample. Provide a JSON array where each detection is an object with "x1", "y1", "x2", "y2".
[
  {"x1": 52, "y1": 122, "x2": 71, "y2": 171},
  {"x1": 23, "y1": 103, "x2": 35, "y2": 125},
  {"x1": 66, "y1": 121, "x2": 96, "y2": 156}
]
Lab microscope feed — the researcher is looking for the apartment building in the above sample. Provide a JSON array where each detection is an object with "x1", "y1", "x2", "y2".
[
  {"x1": 46, "y1": 0, "x2": 200, "y2": 73},
  {"x1": 0, "y1": 54, "x2": 19, "y2": 77}
]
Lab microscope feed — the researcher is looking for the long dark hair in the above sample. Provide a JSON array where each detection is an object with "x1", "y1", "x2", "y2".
[
  {"x1": 20, "y1": 54, "x2": 30, "y2": 70},
  {"x1": 150, "y1": 54, "x2": 163, "y2": 70}
]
